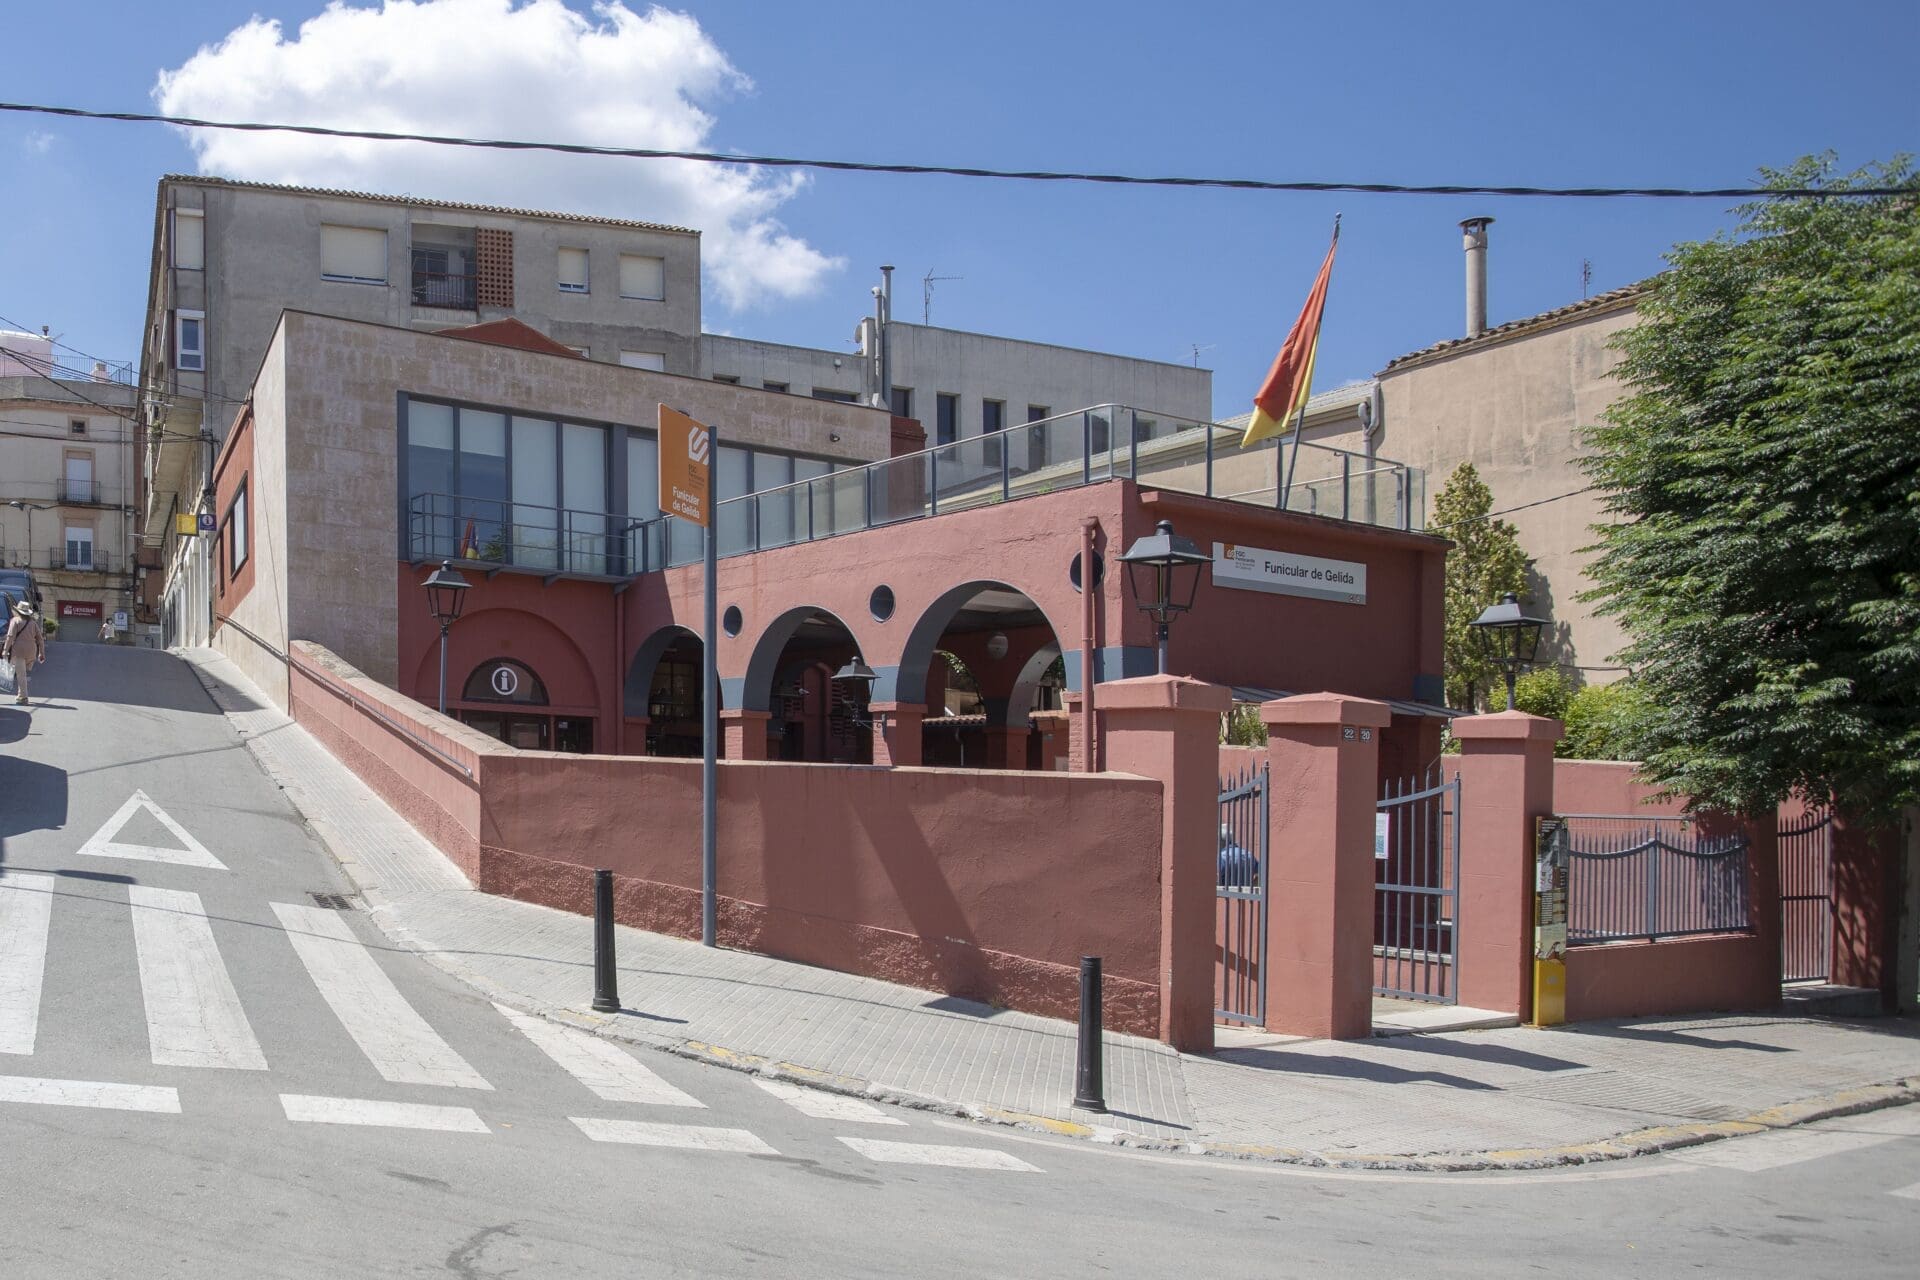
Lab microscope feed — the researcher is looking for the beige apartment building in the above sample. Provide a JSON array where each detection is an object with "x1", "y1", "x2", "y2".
[
  {"x1": 0, "y1": 331, "x2": 141, "y2": 641},
  {"x1": 138, "y1": 175, "x2": 704, "y2": 648}
]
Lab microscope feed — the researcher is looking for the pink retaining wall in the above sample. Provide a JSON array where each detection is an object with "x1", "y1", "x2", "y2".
[
  {"x1": 1550, "y1": 758, "x2": 1781, "y2": 1021},
  {"x1": 289, "y1": 643, "x2": 1169, "y2": 1035}
]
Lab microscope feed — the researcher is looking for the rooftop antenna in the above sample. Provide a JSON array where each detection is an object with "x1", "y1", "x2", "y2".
[
  {"x1": 922, "y1": 269, "x2": 960, "y2": 325},
  {"x1": 1581, "y1": 259, "x2": 1593, "y2": 299},
  {"x1": 1185, "y1": 343, "x2": 1216, "y2": 367}
]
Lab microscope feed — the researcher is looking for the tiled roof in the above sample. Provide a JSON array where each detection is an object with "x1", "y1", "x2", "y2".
[
  {"x1": 1381, "y1": 283, "x2": 1650, "y2": 373},
  {"x1": 437, "y1": 317, "x2": 586, "y2": 359},
  {"x1": 159, "y1": 173, "x2": 696, "y2": 236}
]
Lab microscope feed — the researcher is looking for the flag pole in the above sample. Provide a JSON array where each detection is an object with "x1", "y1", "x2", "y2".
[{"x1": 1280, "y1": 214, "x2": 1339, "y2": 511}]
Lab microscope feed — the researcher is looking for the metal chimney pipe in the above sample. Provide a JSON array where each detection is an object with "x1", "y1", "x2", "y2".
[
  {"x1": 1461, "y1": 217, "x2": 1493, "y2": 336},
  {"x1": 878, "y1": 264, "x2": 894, "y2": 413}
]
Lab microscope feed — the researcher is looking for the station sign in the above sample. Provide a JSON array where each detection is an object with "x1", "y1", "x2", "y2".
[
  {"x1": 1212, "y1": 542, "x2": 1366, "y2": 605},
  {"x1": 659, "y1": 405, "x2": 712, "y2": 527}
]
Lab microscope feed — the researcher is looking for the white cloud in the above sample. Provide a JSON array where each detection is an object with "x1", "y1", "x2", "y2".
[
  {"x1": 23, "y1": 131, "x2": 56, "y2": 155},
  {"x1": 153, "y1": 0, "x2": 842, "y2": 310}
]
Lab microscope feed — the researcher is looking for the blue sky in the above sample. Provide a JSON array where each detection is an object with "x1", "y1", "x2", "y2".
[{"x1": 2, "y1": 1, "x2": 1915, "y2": 419}]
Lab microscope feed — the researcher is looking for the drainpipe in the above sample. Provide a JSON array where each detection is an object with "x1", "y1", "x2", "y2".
[
  {"x1": 1080, "y1": 516, "x2": 1099, "y2": 773},
  {"x1": 613, "y1": 589, "x2": 626, "y2": 754}
]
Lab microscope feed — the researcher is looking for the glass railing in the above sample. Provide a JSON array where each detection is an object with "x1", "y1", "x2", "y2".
[
  {"x1": 622, "y1": 405, "x2": 1423, "y2": 574},
  {"x1": 415, "y1": 405, "x2": 1425, "y2": 579}
]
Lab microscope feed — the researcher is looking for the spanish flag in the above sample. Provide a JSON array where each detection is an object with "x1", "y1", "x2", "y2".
[{"x1": 1242, "y1": 224, "x2": 1339, "y2": 448}]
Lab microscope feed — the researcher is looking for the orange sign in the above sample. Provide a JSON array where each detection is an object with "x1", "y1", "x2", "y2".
[{"x1": 658, "y1": 404, "x2": 712, "y2": 527}]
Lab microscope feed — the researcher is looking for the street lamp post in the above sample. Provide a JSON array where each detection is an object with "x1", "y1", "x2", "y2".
[
  {"x1": 7, "y1": 501, "x2": 53, "y2": 567},
  {"x1": 1468, "y1": 591, "x2": 1548, "y2": 711},
  {"x1": 1117, "y1": 519, "x2": 1211, "y2": 675},
  {"x1": 422, "y1": 560, "x2": 471, "y2": 714}
]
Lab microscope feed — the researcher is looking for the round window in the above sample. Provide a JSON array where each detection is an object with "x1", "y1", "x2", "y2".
[
  {"x1": 869, "y1": 585, "x2": 895, "y2": 622},
  {"x1": 1069, "y1": 551, "x2": 1105, "y2": 593},
  {"x1": 723, "y1": 605, "x2": 743, "y2": 637}
]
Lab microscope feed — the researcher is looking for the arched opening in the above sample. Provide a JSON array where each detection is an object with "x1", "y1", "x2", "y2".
[
  {"x1": 898, "y1": 580, "x2": 1067, "y2": 770},
  {"x1": 745, "y1": 605, "x2": 872, "y2": 764},
  {"x1": 459, "y1": 654, "x2": 592, "y2": 752},
  {"x1": 625, "y1": 625, "x2": 713, "y2": 758}
]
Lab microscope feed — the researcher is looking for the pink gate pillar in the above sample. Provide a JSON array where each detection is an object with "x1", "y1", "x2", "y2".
[
  {"x1": 720, "y1": 709, "x2": 772, "y2": 761},
  {"x1": 869, "y1": 703, "x2": 924, "y2": 767},
  {"x1": 1451, "y1": 711, "x2": 1563, "y2": 1017},
  {"x1": 1261, "y1": 693, "x2": 1392, "y2": 1040},
  {"x1": 1101, "y1": 674, "x2": 1232, "y2": 1052}
]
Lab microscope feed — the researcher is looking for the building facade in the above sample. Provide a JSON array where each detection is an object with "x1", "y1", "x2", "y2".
[
  {"x1": 0, "y1": 331, "x2": 141, "y2": 642},
  {"x1": 138, "y1": 175, "x2": 704, "y2": 649}
]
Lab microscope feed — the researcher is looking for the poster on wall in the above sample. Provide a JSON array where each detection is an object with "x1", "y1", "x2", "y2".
[{"x1": 1212, "y1": 542, "x2": 1366, "y2": 605}]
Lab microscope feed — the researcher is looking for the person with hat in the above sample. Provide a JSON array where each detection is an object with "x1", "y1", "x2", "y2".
[{"x1": 3, "y1": 598, "x2": 47, "y2": 705}]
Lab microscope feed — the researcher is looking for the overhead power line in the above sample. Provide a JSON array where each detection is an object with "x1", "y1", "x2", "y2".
[{"x1": 1, "y1": 101, "x2": 1908, "y2": 200}]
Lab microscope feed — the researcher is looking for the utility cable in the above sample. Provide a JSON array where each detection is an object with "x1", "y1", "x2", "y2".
[{"x1": 1, "y1": 101, "x2": 1910, "y2": 200}]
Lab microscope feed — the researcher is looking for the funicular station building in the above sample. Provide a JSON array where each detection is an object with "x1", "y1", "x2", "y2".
[{"x1": 211, "y1": 310, "x2": 1447, "y2": 778}]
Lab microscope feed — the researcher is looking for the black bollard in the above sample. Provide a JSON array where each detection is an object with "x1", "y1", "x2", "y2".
[
  {"x1": 1072, "y1": 955, "x2": 1107, "y2": 1113},
  {"x1": 591, "y1": 869, "x2": 620, "y2": 1013}
]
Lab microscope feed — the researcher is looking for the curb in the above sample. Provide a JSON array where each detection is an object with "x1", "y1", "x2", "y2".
[{"x1": 184, "y1": 651, "x2": 1920, "y2": 1176}]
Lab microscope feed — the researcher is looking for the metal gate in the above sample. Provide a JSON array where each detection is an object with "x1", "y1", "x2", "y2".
[
  {"x1": 1374, "y1": 768, "x2": 1461, "y2": 1003},
  {"x1": 1779, "y1": 809, "x2": 1835, "y2": 982},
  {"x1": 1216, "y1": 762, "x2": 1269, "y2": 1025}
]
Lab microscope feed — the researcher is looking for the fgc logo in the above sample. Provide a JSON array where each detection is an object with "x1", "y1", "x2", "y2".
[{"x1": 688, "y1": 427, "x2": 710, "y2": 465}]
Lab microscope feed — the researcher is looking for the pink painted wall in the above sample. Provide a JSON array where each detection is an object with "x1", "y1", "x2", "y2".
[
  {"x1": 1552, "y1": 759, "x2": 1688, "y2": 817},
  {"x1": 291, "y1": 642, "x2": 1170, "y2": 1034}
]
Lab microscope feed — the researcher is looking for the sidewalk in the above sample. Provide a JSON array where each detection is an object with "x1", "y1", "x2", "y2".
[{"x1": 182, "y1": 647, "x2": 1920, "y2": 1170}]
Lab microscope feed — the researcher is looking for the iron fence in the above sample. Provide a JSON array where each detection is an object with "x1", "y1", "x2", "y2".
[
  {"x1": 1216, "y1": 762, "x2": 1268, "y2": 1025},
  {"x1": 1374, "y1": 768, "x2": 1460, "y2": 1003},
  {"x1": 1564, "y1": 815, "x2": 1753, "y2": 945},
  {"x1": 1779, "y1": 808, "x2": 1834, "y2": 981},
  {"x1": 411, "y1": 269, "x2": 477, "y2": 309}
]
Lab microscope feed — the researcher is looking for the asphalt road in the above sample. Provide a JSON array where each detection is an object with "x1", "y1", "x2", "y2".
[{"x1": 2, "y1": 644, "x2": 1917, "y2": 1279}]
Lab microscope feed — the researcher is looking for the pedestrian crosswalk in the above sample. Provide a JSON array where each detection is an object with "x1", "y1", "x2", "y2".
[{"x1": 0, "y1": 873, "x2": 1046, "y2": 1174}]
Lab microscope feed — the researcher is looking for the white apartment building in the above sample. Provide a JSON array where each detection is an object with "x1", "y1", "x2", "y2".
[{"x1": 0, "y1": 330, "x2": 141, "y2": 642}]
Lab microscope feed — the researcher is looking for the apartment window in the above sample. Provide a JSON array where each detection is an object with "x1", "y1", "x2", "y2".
[
  {"x1": 1027, "y1": 405, "x2": 1050, "y2": 423},
  {"x1": 812, "y1": 388, "x2": 858, "y2": 404},
  {"x1": 712, "y1": 374, "x2": 740, "y2": 385},
  {"x1": 64, "y1": 526, "x2": 93, "y2": 570},
  {"x1": 320, "y1": 224, "x2": 389, "y2": 284},
  {"x1": 70, "y1": 419, "x2": 87, "y2": 437},
  {"x1": 889, "y1": 387, "x2": 913, "y2": 419},
  {"x1": 557, "y1": 247, "x2": 589, "y2": 294},
  {"x1": 619, "y1": 351, "x2": 666, "y2": 371},
  {"x1": 764, "y1": 382, "x2": 789, "y2": 395},
  {"x1": 936, "y1": 393, "x2": 958, "y2": 446},
  {"x1": 228, "y1": 482, "x2": 249, "y2": 575},
  {"x1": 618, "y1": 253, "x2": 665, "y2": 301},
  {"x1": 982, "y1": 399, "x2": 1005, "y2": 468},
  {"x1": 175, "y1": 310, "x2": 205, "y2": 373},
  {"x1": 411, "y1": 226, "x2": 476, "y2": 308},
  {"x1": 173, "y1": 209, "x2": 205, "y2": 270}
]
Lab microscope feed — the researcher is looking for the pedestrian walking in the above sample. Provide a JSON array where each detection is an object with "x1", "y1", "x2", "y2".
[
  {"x1": 4, "y1": 599, "x2": 47, "y2": 705},
  {"x1": 99, "y1": 617, "x2": 114, "y2": 643}
]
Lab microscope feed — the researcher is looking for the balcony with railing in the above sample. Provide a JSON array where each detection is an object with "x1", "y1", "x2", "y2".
[
  {"x1": 411, "y1": 268, "x2": 478, "y2": 310},
  {"x1": 44, "y1": 547, "x2": 110, "y2": 574},
  {"x1": 407, "y1": 405, "x2": 1427, "y2": 580},
  {"x1": 60, "y1": 478, "x2": 103, "y2": 505}
]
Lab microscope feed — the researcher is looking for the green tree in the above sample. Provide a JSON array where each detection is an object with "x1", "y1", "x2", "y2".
[
  {"x1": 1582, "y1": 156, "x2": 1920, "y2": 823},
  {"x1": 1511, "y1": 667, "x2": 1574, "y2": 722},
  {"x1": 1559, "y1": 682, "x2": 1646, "y2": 762},
  {"x1": 1433, "y1": 461, "x2": 1530, "y2": 710}
]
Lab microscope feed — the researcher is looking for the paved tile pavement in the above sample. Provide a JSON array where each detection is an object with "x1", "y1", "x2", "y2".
[{"x1": 182, "y1": 647, "x2": 1920, "y2": 1166}]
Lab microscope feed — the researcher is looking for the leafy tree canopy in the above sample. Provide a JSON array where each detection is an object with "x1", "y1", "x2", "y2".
[
  {"x1": 1582, "y1": 156, "x2": 1920, "y2": 823},
  {"x1": 1434, "y1": 461, "x2": 1530, "y2": 710}
]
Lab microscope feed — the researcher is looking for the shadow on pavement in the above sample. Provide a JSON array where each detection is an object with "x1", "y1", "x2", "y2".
[
  {"x1": 0, "y1": 752, "x2": 69, "y2": 867},
  {"x1": 1207, "y1": 1045, "x2": 1500, "y2": 1090},
  {"x1": 34, "y1": 644, "x2": 263, "y2": 715},
  {"x1": 1362, "y1": 1035, "x2": 1584, "y2": 1073},
  {"x1": 0, "y1": 706, "x2": 27, "y2": 744}
]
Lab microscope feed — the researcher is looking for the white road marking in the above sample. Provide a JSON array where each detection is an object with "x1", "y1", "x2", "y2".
[
  {"x1": 280, "y1": 1094, "x2": 490, "y2": 1133},
  {"x1": 0, "y1": 1074, "x2": 180, "y2": 1114},
  {"x1": 1666, "y1": 1109, "x2": 1920, "y2": 1173},
  {"x1": 755, "y1": 1078, "x2": 905, "y2": 1125},
  {"x1": 571, "y1": 1117, "x2": 778, "y2": 1154},
  {"x1": 271, "y1": 902, "x2": 490, "y2": 1090},
  {"x1": 839, "y1": 1136, "x2": 1042, "y2": 1172},
  {"x1": 494, "y1": 1004, "x2": 704, "y2": 1107},
  {"x1": 74, "y1": 790, "x2": 226, "y2": 870},
  {"x1": 130, "y1": 886, "x2": 267, "y2": 1070},
  {"x1": 1890, "y1": 1181, "x2": 1920, "y2": 1201},
  {"x1": 0, "y1": 874, "x2": 54, "y2": 1055}
]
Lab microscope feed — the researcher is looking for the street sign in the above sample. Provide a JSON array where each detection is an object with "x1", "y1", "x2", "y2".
[
  {"x1": 113, "y1": 611, "x2": 128, "y2": 629},
  {"x1": 175, "y1": 513, "x2": 198, "y2": 537},
  {"x1": 658, "y1": 405, "x2": 712, "y2": 527},
  {"x1": 197, "y1": 511, "x2": 217, "y2": 534}
]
